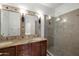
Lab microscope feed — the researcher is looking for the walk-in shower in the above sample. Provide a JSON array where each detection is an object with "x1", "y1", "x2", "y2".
[{"x1": 45, "y1": 9, "x2": 79, "y2": 56}]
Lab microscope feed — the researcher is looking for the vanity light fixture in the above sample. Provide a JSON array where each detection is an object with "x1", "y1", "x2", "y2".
[
  {"x1": 38, "y1": 18, "x2": 41, "y2": 24},
  {"x1": 21, "y1": 15, "x2": 25, "y2": 22},
  {"x1": 35, "y1": 13, "x2": 41, "y2": 24}
]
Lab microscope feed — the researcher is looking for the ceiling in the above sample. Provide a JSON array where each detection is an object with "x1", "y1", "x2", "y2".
[
  {"x1": 40, "y1": 3, "x2": 63, "y2": 9},
  {"x1": 2, "y1": 3, "x2": 63, "y2": 9}
]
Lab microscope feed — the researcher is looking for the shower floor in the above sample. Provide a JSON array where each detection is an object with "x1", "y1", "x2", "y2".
[
  {"x1": 48, "y1": 47, "x2": 66, "y2": 56},
  {"x1": 48, "y1": 47, "x2": 74, "y2": 56}
]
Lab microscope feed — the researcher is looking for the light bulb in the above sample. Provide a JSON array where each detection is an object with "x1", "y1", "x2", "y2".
[
  {"x1": 48, "y1": 16, "x2": 51, "y2": 19},
  {"x1": 19, "y1": 9, "x2": 26, "y2": 15},
  {"x1": 36, "y1": 10, "x2": 43, "y2": 17},
  {"x1": 62, "y1": 19, "x2": 67, "y2": 22},
  {"x1": 56, "y1": 18, "x2": 60, "y2": 21},
  {"x1": 37, "y1": 14, "x2": 41, "y2": 18}
]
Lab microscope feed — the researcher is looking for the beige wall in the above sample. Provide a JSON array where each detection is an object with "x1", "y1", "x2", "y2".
[{"x1": 47, "y1": 9, "x2": 79, "y2": 55}]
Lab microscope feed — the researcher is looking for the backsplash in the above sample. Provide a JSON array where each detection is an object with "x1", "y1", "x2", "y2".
[
  {"x1": 0, "y1": 35, "x2": 20, "y2": 42},
  {"x1": 0, "y1": 35, "x2": 38, "y2": 42}
]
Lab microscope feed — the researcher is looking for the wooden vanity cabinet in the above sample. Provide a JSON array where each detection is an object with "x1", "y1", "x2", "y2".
[
  {"x1": 16, "y1": 40, "x2": 47, "y2": 56},
  {"x1": 40, "y1": 40, "x2": 47, "y2": 56},
  {"x1": 0, "y1": 46, "x2": 16, "y2": 56},
  {"x1": 0, "y1": 40, "x2": 47, "y2": 56},
  {"x1": 31, "y1": 42, "x2": 41, "y2": 56},
  {"x1": 16, "y1": 44, "x2": 31, "y2": 56}
]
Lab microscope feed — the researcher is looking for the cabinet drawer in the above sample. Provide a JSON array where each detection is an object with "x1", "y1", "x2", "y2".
[
  {"x1": 40, "y1": 40, "x2": 47, "y2": 56},
  {"x1": 41, "y1": 47, "x2": 47, "y2": 56}
]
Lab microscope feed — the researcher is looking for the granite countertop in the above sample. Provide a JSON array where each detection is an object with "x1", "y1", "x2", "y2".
[{"x1": 0, "y1": 37, "x2": 47, "y2": 49}]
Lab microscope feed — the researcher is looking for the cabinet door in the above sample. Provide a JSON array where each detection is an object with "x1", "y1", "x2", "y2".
[
  {"x1": 16, "y1": 44, "x2": 31, "y2": 56},
  {"x1": 31, "y1": 42, "x2": 41, "y2": 56},
  {"x1": 0, "y1": 46, "x2": 16, "y2": 56},
  {"x1": 1, "y1": 10, "x2": 9, "y2": 36},
  {"x1": 9, "y1": 11, "x2": 20, "y2": 36},
  {"x1": 40, "y1": 40, "x2": 47, "y2": 56}
]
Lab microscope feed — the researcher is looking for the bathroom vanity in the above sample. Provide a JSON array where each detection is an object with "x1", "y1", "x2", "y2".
[
  {"x1": 0, "y1": 37, "x2": 47, "y2": 56},
  {"x1": 0, "y1": 5, "x2": 47, "y2": 56}
]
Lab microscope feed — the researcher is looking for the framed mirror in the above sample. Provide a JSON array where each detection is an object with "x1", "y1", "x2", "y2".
[
  {"x1": 24, "y1": 15, "x2": 38, "y2": 35},
  {"x1": 0, "y1": 10, "x2": 21, "y2": 36}
]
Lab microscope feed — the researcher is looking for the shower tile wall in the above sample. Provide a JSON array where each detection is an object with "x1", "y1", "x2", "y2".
[
  {"x1": 44, "y1": 16, "x2": 55, "y2": 48},
  {"x1": 52, "y1": 9, "x2": 79, "y2": 56}
]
